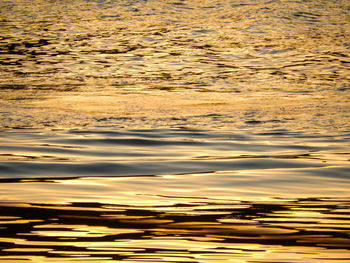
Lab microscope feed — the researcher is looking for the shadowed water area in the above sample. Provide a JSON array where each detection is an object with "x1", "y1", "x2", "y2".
[{"x1": 0, "y1": 0, "x2": 350, "y2": 262}]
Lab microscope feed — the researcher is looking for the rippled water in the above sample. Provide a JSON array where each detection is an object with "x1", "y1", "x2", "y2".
[
  {"x1": 1, "y1": 128, "x2": 350, "y2": 262},
  {"x1": 1, "y1": 0, "x2": 350, "y2": 262}
]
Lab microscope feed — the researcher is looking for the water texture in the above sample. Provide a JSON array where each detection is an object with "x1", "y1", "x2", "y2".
[
  {"x1": 0, "y1": 0, "x2": 349, "y2": 130},
  {"x1": 0, "y1": 0, "x2": 350, "y2": 262},
  {"x1": 0, "y1": 128, "x2": 349, "y2": 262}
]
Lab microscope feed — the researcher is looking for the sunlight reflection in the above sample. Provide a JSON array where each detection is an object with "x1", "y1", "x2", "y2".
[{"x1": 0, "y1": 0, "x2": 349, "y2": 261}]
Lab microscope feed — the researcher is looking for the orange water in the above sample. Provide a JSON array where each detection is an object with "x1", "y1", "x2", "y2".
[{"x1": 0, "y1": 0, "x2": 349, "y2": 262}]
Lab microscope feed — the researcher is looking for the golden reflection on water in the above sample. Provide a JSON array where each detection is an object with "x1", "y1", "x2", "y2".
[
  {"x1": 1, "y1": 81, "x2": 349, "y2": 131},
  {"x1": 0, "y1": 167, "x2": 350, "y2": 261},
  {"x1": 0, "y1": 195, "x2": 349, "y2": 262},
  {"x1": 0, "y1": 128, "x2": 349, "y2": 261},
  {"x1": 1, "y1": 0, "x2": 350, "y2": 261},
  {"x1": 1, "y1": 0, "x2": 349, "y2": 130}
]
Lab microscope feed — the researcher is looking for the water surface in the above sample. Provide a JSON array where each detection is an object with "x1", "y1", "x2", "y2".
[{"x1": 0, "y1": 0, "x2": 350, "y2": 262}]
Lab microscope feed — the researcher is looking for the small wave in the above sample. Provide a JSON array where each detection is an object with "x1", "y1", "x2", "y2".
[{"x1": 1, "y1": 128, "x2": 346, "y2": 180}]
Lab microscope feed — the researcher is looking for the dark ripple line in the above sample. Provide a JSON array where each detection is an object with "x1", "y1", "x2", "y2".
[{"x1": 0, "y1": 157, "x2": 326, "y2": 179}]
